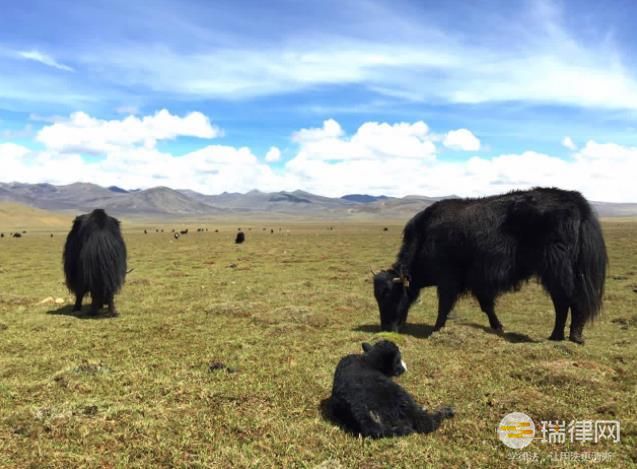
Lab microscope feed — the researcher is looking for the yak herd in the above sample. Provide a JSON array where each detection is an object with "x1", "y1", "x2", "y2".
[{"x1": 3, "y1": 187, "x2": 608, "y2": 439}]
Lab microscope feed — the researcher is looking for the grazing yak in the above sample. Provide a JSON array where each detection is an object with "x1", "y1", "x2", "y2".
[
  {"x1": 180, "y1": 229, "x2": 189, "y2": 235},
  {"x1": 373, "y1": 188, "x2": 607, "y2": 344},
  {"x1": 12, "y1": 233, "x2": 22, "y2": 238},
  {"x1": 63, "y1": 209, "x2": 127, "y2": 316},
  {"x1": 327, "y1": 340, "x2": 453, "y2": 438},
  {"x1": 235, "y1": 231, "x2": 245, "y2": 244}
]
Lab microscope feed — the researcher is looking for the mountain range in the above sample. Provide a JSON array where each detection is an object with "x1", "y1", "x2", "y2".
[{"x1": 0, "y1": 182, "x2": 635, "y2": 219}]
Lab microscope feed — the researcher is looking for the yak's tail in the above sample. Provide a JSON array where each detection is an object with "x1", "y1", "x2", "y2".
[
  {"x1": 575, "y1": 214, "x2": 607, "y2": 323},
  {"x1": 81, "y1": 228, "x2": 127, "y2": 300}
]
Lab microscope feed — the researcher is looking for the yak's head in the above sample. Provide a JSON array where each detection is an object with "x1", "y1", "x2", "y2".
[
  {"x1": 373, "y1": 267, "x2": 412, "y2": 332},
  {"x1": 362, "y1": 340, "x2": 407, "y2": 377}
]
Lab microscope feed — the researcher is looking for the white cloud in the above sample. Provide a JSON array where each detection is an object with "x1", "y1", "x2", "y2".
[
  {"x1": 562, "y1": 136, "x2": 577, "y2": 150},
  {"x1": 2, "y1": 113, "x2": 637, "y2": 202},
  {"x1": 283, "y1": 119, "x2": 637, "y2": 202},
  {"x1": 291, "y1": 119, "x2": 435, "y2": 162},
  {"x1": 36, "y1": 109, "x2": 220, "y2": 154},
  {"x1": 443, "y1": 129, "x2": 481, "y2": 151},
  {"x1": 265, "y1": 146, "x2": 281, "y2": 162},
  {"x1": 0, "y1": 143, "x2": 31, "y2": 159},
  {"x1": 18, "y1": 50, "x2": 73, "y2": 72}
]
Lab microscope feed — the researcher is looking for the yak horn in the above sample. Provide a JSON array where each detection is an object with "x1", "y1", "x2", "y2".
[
  {"x1": 370, "y1": 266, "x2": 379, "y2": 277},
  {"x1": 126, "y1": 268, "x2": 135, "y2": 274},
  {"x1": 392, "y1": 277, "x2": 402, "y2": 284}
]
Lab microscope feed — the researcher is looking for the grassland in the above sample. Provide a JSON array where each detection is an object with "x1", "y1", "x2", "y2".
[{"x1": 0, "y1": 220, "x2": 635, "y2": 468}]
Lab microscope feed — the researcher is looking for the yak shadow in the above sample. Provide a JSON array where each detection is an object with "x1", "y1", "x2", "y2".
[
  {"x1": 46, "y1": 305, "x2": 117, "y2": 320},
  {"x1": 353, "y1": 323, "x2": 436, "y2": 339},
  {"x1": 461, "y1": 322, "x2": 541, "y2": 343}
]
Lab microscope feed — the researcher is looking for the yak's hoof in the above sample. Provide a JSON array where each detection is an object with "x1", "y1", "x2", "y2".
[
  {"x1": 548, "y1": 333, "x2": 565, "y2": 341},
  {"x1": 493, "y1": 325, "x2": 505, "y2": 335},
  {"x1": 569, "y1": 334, "x2": 585, "y2": 345},
  {"x1": 438, "y1": 406, "x2": 455, "y2": 418}
]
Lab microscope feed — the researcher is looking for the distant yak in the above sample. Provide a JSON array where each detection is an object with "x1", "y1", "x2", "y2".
[
  {"x1": 373, "y1": 188, "x2": 607, "y2": 344},
  {"x1": 12, "y1": 233, "x2": 22, "y2": 238},
  {"x1": 0, "y1": 233, "x2": 4, "y2": 238},
  {"x1": 327, "y1": 340, "x2": 453, "y2": 438},
  {"x1": 174, "y1": 232, "x2": 180, "y2": 239},
  {"x1": 144, "y1": 229, "x2": 147, "y2": 235},
  {"x1": 180, "y1": 229, "x2": 189, "y2": 235},
  {"x1": 63, "y1": 209, "x2": 127, "y2": 316},
  {"x1": 235, "y1": 231, "x2": 245, "y2": 244}
]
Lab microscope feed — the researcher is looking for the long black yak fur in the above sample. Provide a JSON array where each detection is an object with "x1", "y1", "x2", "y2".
[
  {"x1": 373, "y1": 187, "x2": 607, "y2": 344},
  {"x1": 235, "y1": 231, "x2": 245, "y2": 244},
  {"x1": 63, "y1": 209, "x2": 127, "y2": 316},
  {"x1": 327, "y1": 340, "x2": 454, "y2": 438}
]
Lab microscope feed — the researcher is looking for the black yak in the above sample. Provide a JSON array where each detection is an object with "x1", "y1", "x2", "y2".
[
  {"x1": 373, "y1": 188, "x2": 607, "y2": 344},
  {"x1": 327, "y1": 340, "x2": 453, "y2": 438},
  {"x1": 235, "y1": 231, "x2": 245, "y2": 244},
  {"x1": 174, "y1": 232, "x2": 180, "y2": 239},
  {"x1": 63, "y1": 209, "x2": 127, "y2": 316},
  {"x1": 12, "y1": 233, "x2": 22, "y2": 238},
  {"x1": 180, "y1": 229, "x2": 189, "y2": 235},
  {"x1": 0, "y1": 233, "x2": 4, "y2": 238}
]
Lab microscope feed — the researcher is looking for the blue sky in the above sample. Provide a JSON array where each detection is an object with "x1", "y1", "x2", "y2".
[{"x1": 1, "y1": 0, "x2": 636, "y2": 201}]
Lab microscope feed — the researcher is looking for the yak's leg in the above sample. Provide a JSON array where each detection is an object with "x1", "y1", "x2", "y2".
[
  {"x1": 107, "y1": 296, "x2": 119, "y2": 317},
  {"x1": 72, "y1": 291, "x2": 84, "y2": 312},
  {"x1": 89, "y1": 295, "x2": 103, "y2": 316},
  {"x1": 477, "y1": 295, "x2": 504, "y2": 333},
  {"x1": 398, "y1": 290, "x2": 418, "y2": 328},
  {"x1": 569, "y1": 306, "x2": 586, "y2": 344},
  {"x1": 548, "y1": 295, "x2": 569, "y2": 341},
  {"x1": 433, "y1": 287, "x2": 458, "y2": 331}
]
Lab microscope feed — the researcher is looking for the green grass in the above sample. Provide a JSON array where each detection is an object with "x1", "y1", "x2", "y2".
[{"x1": 0, "y1": 221, "x2": 635, "y2": 468}]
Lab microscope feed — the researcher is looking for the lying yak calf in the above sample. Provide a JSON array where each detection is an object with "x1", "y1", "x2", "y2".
[
  {"x1": 373, "y1": 187, "x2": 607, "y2": 344},
  {"x1": 327, "y1": 340, "x2": 453, "y2": 438},
  {"x1": 63, "y1": 209, "x2": 127, "y2": 316}
]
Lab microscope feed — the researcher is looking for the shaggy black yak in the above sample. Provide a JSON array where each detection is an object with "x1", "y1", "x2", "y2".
[
  {"x1": 373, "y1": 188, "x2": 607, "y2": 344},
  {"x1": 63, "y1": 209, "x2": 127, "y2": 316},
  {"x1": 327, "y1": 340, "x2": 453, "y2": 438},
  {"x1": 235, "y1": 231, "x2": 245, "y2": 244}
]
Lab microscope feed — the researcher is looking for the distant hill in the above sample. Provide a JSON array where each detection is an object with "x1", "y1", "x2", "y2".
[
  {"x1": 341, "y1": 194, "x2": 389, "y2": 203},
  {"x1": 108, "y1": 186, "x2": 129, "y2": 194},
  {"x1": 0, "y1": 202, "x2": 72, "y2": 230},
  {"x1": 0, "y1": 182, "x2": 635, "y2": 219}
]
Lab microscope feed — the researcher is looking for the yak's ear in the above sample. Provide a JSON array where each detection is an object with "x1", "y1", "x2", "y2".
[{"x1": 362, "y1": 342, "x2": 373, "y2": 353}]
